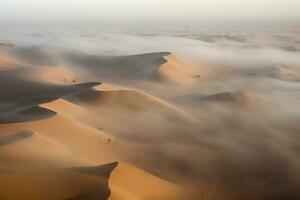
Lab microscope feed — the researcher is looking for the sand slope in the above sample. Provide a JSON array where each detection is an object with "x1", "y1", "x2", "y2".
[
  {"x1": 0, "y1": 163, "x2": 117, "y2": 200},
  {"x1": 2, "y1": 49, "x2": 284, "y2": 200},
  {"x1": 0, "y1": 67, "x2": 100, "y2": 123},
  {"x1": 65, "y1": 52, "x2": 170, "y2": 79},
  {"x1": 109, "y1": 162, "x2": 182, "y2": 200},
  {"x1": 159, "y1": 53, "x2": 212, "y2": 85},
  {"x1": 65, "y1": 87, "x2": 199, "y2": 142},
  {"x1": 0, "y1": 130, "x2": 75, "y2": 168},
  {"x1": 65, "y1": 52, "x2": 211, "y2": 86},
  {"x1": 37, "y1": 66, "x2": 77, "y2": 84},
  {"x1": 0, "y1": 97, "x2": 184, "y2": 200}
]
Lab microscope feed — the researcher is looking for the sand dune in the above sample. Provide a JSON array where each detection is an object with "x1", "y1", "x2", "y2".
[
  {"x1": 67, "y1": 88, "x2": 192, "y2": 116},
  {"x1": 0, "y1": 131, "x2": 33, "y2": 146},
  {"x1": 0, "y1": 130, "x2": 75, "y2": 168},
  {"x1": 0, "y1": 162, "x2": 117, "y2": 200},
  {"x1": 244, "y1": 64, "x2": 300, "y2": 82},
  {"x1": 109, "y1": 162, "x2": 182, "y2": 200},
  {"x1": 37, "y1": 66, "x2": 77, "y2": 84},
  {"x1": 1, "y1": 43, "x2": 298, "y2": 200},
  {"x1": 0, "y1": 67, "x2": 100, "y2": 123},
  {"x1": 0, "y1": 106, "x2": 57, "y2": 124},
  {"x1": 94, "y1": 83, "x2": 115, "y2": 91},
  {"x1": 12, "y1": 46, "x2": 55, "y2": 66},
  {"x1": 42, "y1": 99, "x2": 87, "y2": 118},
  {"x1": 65, "y1": 52, "x2": 169, "y2": 79},
  {"x1": 177, "y1": 91, "x2": 261, "y2": 107},
  {"x1": 0, "y1": 96, "x2": 186, "y2": 200},
  {"x1": 65, "y1": 52, "x2": 211, "y2": 86},
  {"x1": 0, "y1": 114, "x2": 117, "y2": 165},
  {"x1": 65, "y1": 87, "x2": 199, "y2": 142},
  {"x1": 0, "y1": 68, "x2": 100, "y2": 103},
  {"x1": 158, "y1": 53, "x2": 212, "y2": 85}
]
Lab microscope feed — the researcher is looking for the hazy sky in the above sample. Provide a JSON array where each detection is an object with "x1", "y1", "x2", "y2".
[{"x1": 0, "y1": 0, "x2": 300, "y2": 24}]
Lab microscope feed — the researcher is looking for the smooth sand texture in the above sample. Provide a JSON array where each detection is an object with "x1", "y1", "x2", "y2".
[
  {"x1": 159, "y1": 53, "x2": 212, "y2": 85},
  {"x1": 0, "y1": 67, "x2": 100, "y2": 123},
  {"x1": 109, "y1": 162, "x2": 182, "y2": 200},
  {"x1": 0, "y1": 51, "x2": 191, "y2": 200},
  {"x1": 38, "y1": 66, "x2": 76, "y2": 84},
  {"x1": 0, "y1": 163, "x2": 117, "y2": 200},
  {"x1": 1, "y1": 47, "x2": 299, "y2": 200},
  {"x1": 0, "y1": 130, "x2": 75, "y2": 168},
  {"x1": 65, "y1": 52, "x2": 170, "y2": 79},
  {"x1": 65, "y1": 88, "x2": 199, "y2": 143}
]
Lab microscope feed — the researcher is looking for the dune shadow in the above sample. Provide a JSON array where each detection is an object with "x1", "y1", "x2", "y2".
[
  {"x1": 0, "y1": 131, "x2": 33, "y2": 145},
  {"x1": 0, "y1": 68, "x2": 101, "y2": 123},
  {"x1": 64, "y1": 52, "x2": 170, "y2": 79}
]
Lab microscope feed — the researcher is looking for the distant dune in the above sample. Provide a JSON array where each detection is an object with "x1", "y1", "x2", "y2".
[
  {"x1": 0, "y1": 44, "x2": 299, "y2": 200},
  {"x1": 159, "y1": 53, "x2": 212, "y2": 85},
  {"x1": 65, "y1": 52, "x2": 170, "y2": 79},
  {"x1": 65, "y1": 52, "x2": 211, "y2": 86},
  {"x1": 177, "y1": 91, "x2": 261, "y2": 107}
]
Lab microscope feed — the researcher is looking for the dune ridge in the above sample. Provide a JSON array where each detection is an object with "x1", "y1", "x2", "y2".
[
  {"x1": 2, "y1": 45, "x2": 296, "y2": 200},
  {"x1": 65, "y1": 52, "x2": 170, "y2": 79},
  {"x1": 37, "y1": 66, "x2": 77, "y2": 84},
  {"x1": 158, "y1": 53, "x2": 212, "y2": 85},
  {"x1": 109, "y1": 162, "x2": 183, "y2": 200},
  {"x1": 0, "y1": 96, "x2": 184, "y2": 200},
  {"x1": 0, "y1": 51, "x2": 201, "y2": 200},
  {"x1": 66, "y1": 88, "x2": 195, "y2": 119},
  {"x1": 0, "y1": 162, "x2": 117, "y2": 200},
  {"x1": 64, "y1": 51, "x2": 211, "y2": 86},
  {"x1": 0, "y1": 66, "x2": 101, "y2": 123}
]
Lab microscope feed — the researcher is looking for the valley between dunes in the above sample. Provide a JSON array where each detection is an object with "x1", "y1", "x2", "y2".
[
  {"x1": 0, "y1": 50, "x2": 203, "y2": 200},
  {"x1": 1, "y1": 45, "x2": 300, "y2": 200}
]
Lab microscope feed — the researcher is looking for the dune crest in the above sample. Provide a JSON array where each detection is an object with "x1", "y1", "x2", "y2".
[
  {"x1": 1, "y1": 40, "x2": 298, "y2": 200},
  {"x1": 109, "y1": 162, "x2": 182, "y2": 200},
  {"x1": 38, "y1": 66, "x2": 77, "y2": 84},
  {"x1": 158, "y1": 53, "x2": 212, "y2": 85},
  {"x1": 41, "y1": 99, "x2": 86, "y2": 118},
  {"x1": 68, "y1": 88, "x2": 193, "y2": 118},
  {"x1": 94, "y1": 83, "x2": 115, "y2": 91},
  {"x1": 0, "y1": 162, "x2": 117, "y2": 200},
  {"x1": 0, "y1": 130, "x2": 74, "y2": 168},
  {"x1": 65, "y1": 51, "x2": 212, "y2": 86}
]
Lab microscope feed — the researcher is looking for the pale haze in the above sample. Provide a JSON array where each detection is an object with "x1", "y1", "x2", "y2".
[
  {"x1": 1, "y1": 0, "x2": 300, "y2": 24},
  {"x1": 1, "y1": 0, "x2": 300, "y2": 200}
]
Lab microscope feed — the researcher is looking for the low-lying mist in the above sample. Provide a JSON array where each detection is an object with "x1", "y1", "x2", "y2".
[{"x1": 1, "y1": 24, "x2": 300, "y2": 199}]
